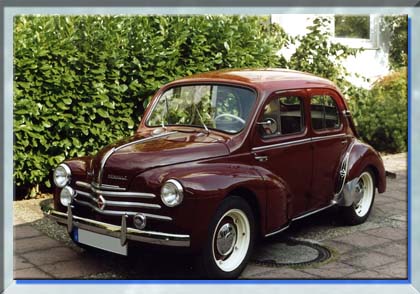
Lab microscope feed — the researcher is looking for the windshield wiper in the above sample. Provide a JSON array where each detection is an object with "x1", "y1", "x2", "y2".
[{"x1": 194, "y1": 107, "x2": 209, "y2": 134}]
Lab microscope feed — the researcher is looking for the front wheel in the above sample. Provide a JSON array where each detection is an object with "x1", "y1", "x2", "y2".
[
  {"x1": 197, "y1": 196, "x2": 255, "y2": 279},
  {"x1": 339, "y1": 169, "x2": 376, "y2": 225}
]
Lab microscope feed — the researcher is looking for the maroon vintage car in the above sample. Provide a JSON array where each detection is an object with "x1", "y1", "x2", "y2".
[{"x1": 48, "y1": 69, "x2": 386, "y2": 278}]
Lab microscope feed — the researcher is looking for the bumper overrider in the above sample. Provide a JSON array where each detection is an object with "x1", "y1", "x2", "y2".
[{"x1": 45, "y1": 206, "x2": 191, "y2": 248}]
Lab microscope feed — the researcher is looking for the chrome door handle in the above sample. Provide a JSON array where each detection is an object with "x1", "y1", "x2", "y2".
[
  {"x1": 254, "y1": 155, "x2": 268, "y2": 162},
  {"x1": 341, "y1": 139, "x2": 348, "y2": 144}
]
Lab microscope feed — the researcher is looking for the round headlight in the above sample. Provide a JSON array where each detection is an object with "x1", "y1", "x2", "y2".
[
  {"x1": 53, "y1": 163, "x2": 71, "y2": 188},
  {"x1": 60, "y1": 186, "x2": 75, "y2": 207},
  {"x1": 161, "y1": 179, "x2": 184, "y2": 207}
]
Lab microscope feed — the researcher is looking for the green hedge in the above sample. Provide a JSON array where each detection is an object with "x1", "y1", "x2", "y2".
[
  {"x1": 348, "y1": 68, "x2": 408, "y2": 153},
  {"x1": 14, "y1": 15, "x2": 406, "y2": 197},
  {"x1": 14, "y1": 15, "x2": 289, "y2": 194}
]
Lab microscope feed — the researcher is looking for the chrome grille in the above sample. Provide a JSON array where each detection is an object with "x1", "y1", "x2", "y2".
[{"x1": 72, "y1": 181, "x2": 171, "y2": 222}]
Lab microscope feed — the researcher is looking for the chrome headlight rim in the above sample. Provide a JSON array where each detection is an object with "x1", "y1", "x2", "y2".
[
  {"x1": 60, "y1": 185, "x2": 75, "y2": 207},
  {"x1": 161, "y1": 179, "x2": 184, "y2": 207},
  {"x1": 53, "y1": 163, "x2": 71, "y2": 188}
]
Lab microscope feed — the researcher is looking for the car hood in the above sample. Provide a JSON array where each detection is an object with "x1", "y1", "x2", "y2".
[{"x1": 90, "y1": 130, "x2": 229, "y2": 187}]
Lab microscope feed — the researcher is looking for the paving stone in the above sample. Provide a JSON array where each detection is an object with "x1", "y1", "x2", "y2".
[
  {"x1": 251, "y1": 267, "x2": 318, "y2": 279},
  {"x1": 322, "y1": 240, "x2": 356, "y2": 254},
  {"x1": 345, "y1": 270, "x2": 391, "y2": 279},
  {"x1": 14, "y1": 225, "x2": 43, "y2": 240},
  {"x1": 363, "y1": 227, "x2": 407, "y2": 241},
  {"x1": 342, "y1": 251, "x2": 396, "y2": 269},
  {"x1": 22, "y1": 247, "x2": 80, "y2": 266},
  {"x1": 374, "y1": 260, "x2": 407, "y2": 278},
  {"x1": 40, "y1": 258, "x2": 110, "y2": 279},
  {"x1": 382, "y1": 201, "x2": 407, "y2": 211},
  {"x1": 14, "y1": 235, "x2": 62, "y2": 254},
  {"x1": 301, "y1": 262, "x2": 359, "y2": 278},
  {"x1": 332, "y1": 232, "x2": 390, "y2": 248},
  {"x1": 372, "y1": 241, "x2": 407, "y2": 258},
  {"x1": 240, "y1": 264, "x2": 273, "y2": 278},
  {"x1": 14, "y1": 255, "x2": 34, "y2": 270},
  {"x1": 14, "y1": 267, "x2": 53, "y2": 279}
]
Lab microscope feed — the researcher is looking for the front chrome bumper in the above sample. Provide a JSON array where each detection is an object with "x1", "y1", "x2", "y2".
[{"x1": 45, "y1": 207, "x2": 190, "y2": 248}]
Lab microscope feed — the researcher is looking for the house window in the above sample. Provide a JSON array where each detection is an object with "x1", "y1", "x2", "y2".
[
  {"x1": 332, "y1": 15, "x2": 378, "y2": 49},
  {"x1": 334, "y1": 15, "x2": 370, "y2": 39}
]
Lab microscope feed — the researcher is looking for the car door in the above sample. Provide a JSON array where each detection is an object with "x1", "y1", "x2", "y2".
[
  {"x1": 252, "y1": 89, "x2": 312, "y2": 223},
  {"x1": 308, "y1": 88, "x2": 350, "y2": 209}
]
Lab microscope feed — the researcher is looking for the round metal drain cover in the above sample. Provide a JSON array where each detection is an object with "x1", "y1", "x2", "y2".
[{"x1": 251, "y1": 239, "x2": 331, "y2": 267}]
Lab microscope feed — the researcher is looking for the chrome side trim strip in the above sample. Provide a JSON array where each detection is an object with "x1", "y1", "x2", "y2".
[
  {"x1": 97, "y1": 131, "x2": 177, "y2": 184},
  {"x1": 311, "y1": 133, "x2": 346, "y2": 142},
  {"x1": 252, "y1": 138, "x2": 311, "y2": 152},
  {"x1": 252, "y1": 134, "x2": 349, "y2": 152},
  {"x1": 264, "y1": 203, "x2": 336, "y2": 237},
  {"x1": 292, "y1": 203, "x2": 335, "y2": 221},
  {"x1": 46, "y1": 210, "x2": 190, "y2": 247},
  {"x1": 73, "y1": 199, "x2": 172, "y2": 221},
  {"x1": 264, "y1": 224, "x2": 290, "y2": 237}
]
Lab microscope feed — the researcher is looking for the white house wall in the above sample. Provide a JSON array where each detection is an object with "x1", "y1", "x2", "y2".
[{"x1": 272, "y1": 14, "x2": 390, "y2": 88}]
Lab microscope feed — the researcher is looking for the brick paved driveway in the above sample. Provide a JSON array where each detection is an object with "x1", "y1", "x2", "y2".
[{"x1": 13, "y1": 153, "x2": 407, "y2": 279}]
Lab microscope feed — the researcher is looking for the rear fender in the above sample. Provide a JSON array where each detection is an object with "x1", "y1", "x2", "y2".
[{"x1": 334, "y1": 140, "x2": 386, "y2": 207}]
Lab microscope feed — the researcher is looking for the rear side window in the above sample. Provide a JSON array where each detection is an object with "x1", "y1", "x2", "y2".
[
  {"x1": 259, "y1": 95, "x2": 304, "y2": 138},
  {"x1": 310, "y1": 95, "x2": 341, "y2": 131}
]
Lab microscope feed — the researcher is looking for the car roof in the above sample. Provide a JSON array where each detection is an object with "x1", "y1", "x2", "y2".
[{"x1": 172, "y1": 68, "x2": 340, "y2": 93}]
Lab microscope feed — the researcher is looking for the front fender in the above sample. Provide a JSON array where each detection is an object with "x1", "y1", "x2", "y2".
[{"x1": 132, "y1": 160, "x2": 267, "y2": 251}]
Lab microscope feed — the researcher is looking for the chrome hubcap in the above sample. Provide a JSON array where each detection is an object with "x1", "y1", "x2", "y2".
[{"x1": 216, "y1": 222, "x2": 237, "y2": 256}]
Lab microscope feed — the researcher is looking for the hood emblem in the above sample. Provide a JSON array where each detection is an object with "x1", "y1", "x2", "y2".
[
  {"x1": 107, "y1": 174, "x2": 128, "y2": 181},
  {"x1": 97, "y1": 195, "x2": 106, "y2": 210}
]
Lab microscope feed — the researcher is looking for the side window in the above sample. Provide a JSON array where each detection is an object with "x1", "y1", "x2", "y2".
[
  {"x1": 310, "y1": 95, "x2": 341, "y2": 131},
  {"x1": 259, "y1": 95, "x2": 304, "y2": 138}
]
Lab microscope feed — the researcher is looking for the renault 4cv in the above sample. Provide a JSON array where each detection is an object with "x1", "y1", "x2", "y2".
[{"x1": 48, "y1": 69, "x2": 386, "y2": 279}]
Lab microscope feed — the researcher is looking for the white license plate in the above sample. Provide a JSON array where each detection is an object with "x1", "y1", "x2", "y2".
[{"x1": 75, "y1": 228, "x2": 128, "y2": 256}]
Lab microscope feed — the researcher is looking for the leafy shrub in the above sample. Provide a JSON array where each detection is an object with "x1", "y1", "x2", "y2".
[
  {"x1": 14, "y1": 15, "x2": 289, "y2": 196},
  {"x1": 348, "y1": 68, "x2": 407, "y2": 153}
]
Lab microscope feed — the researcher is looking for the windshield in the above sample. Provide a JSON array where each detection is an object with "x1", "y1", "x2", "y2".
[{"x1": 146, "y1": 84, "x2": 256, "y2": 134}]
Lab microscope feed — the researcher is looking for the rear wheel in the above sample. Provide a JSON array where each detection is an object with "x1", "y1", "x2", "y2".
[
  {"x1": 197, "y1": 196, "x2": 255, "y2": 279},
  {"x1": 340, "y1": 169, "x2": 376, "y2": 225}
]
